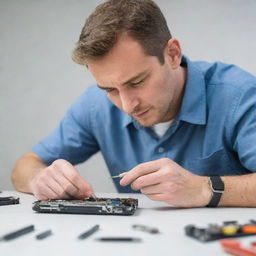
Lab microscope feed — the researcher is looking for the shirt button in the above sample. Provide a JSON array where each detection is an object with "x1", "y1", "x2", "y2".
[{"x1": 158, "y1": 147, "x2": 164, "y2": 153}]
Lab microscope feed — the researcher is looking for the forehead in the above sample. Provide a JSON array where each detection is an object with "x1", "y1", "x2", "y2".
[{"x1": 87, "y1": 36, "x2": 159, "y2": 86}]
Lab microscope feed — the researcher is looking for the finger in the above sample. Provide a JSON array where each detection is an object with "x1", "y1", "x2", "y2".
[
  {"x1": 130, "y1": 168, "x2": 170, "y2": 190},
  {"x1": 51, "y1": 170, "x2": 80, "y2": 198},
  {"x1": 35, "y1": 194, "x2": 48, "y2": 201},
  {"x1": 120, "y1": 159, "x2": 164, "y2": 186},
  {"x1": 140, "y1": 182, "x2": 178, "y2": 195},
  {"x1": 53, "y1": 160, "x2": 93, "y2": 197},
  {"x1": 63, "y1": 171, "x2": 93, "y2": 198},
  {"x1": 48, "y1": 173, "x2": 73, "y2": 199},
  {"x1": 35, "y1": 185, "x2": 58, "y2": 200}
]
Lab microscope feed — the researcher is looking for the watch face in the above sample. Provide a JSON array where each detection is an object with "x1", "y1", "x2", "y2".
[
  {"x1": 210, "y1": 176, "x2": 224, "y2": 191},
  {"x1": 207, "y1": 176, "x2": 224, "y2": 207}
]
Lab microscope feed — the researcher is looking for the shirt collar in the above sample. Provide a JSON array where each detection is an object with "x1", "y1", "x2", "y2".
[
  {"x1": 122, "y1": 114, "x2": 133, "y2": 128},
  {"x1": 178, "y1": 56, "x2": 206, "y2": 125},
  {"x1": 121, "y1": 56, "x2": 207, "y2": 128},
  {"x1": 122, "y1": 114, "x2": 142, "y2": 129}
]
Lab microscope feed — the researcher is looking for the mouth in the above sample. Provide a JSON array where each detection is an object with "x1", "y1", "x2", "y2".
[{"x1": 133, "y1": 108, "x2": 151, "y2": 119}]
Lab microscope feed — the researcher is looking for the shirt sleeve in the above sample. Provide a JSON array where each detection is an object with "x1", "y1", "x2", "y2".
[
  {"x1": 232, "y1": 84, "x2": 256, "y2": 172},
  {"x1": 32, "y1": 88, "x2": 100, "y2": 165}
]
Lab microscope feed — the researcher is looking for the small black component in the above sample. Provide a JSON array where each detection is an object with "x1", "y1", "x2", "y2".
[
  {"x1": 78, "y1": 225, "x2": 99, "y2": 240},
  {"x1": 185, "y1": 225, "x2": 196, "y2": 236},
  {"x1": 96, "y1": 237, "x2": 142, "y2": 242},
  {"x1": 32, "y1": 197, "x2": 138, "y2": 215},
  {"x1": 0, "y1": 196, "x2": 20, "y2": 206},
  {"x1": 36, "y1": 230, "x2": 52, "y2": 240},
  {"x1": 132, "y1": 224, "x2": 159, "y2": 234},
  {"x1": 223, "y1": 221, "x2": 238, "y2": 225},
  {"x1": 1, "y1": 225, "x2": 35, "y2": 241}
]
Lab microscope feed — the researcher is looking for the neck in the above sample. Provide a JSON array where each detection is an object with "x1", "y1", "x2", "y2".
[{"x1": 169, "y1": 66, "x2": 187, "y2": 120}]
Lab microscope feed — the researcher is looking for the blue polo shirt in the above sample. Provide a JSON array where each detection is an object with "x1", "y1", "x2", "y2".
[{"x1": 33, "y1": 57, "x2": 256, "y2": 192}]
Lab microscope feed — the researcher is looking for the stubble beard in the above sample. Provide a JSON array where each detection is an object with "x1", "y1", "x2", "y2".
[{"x1": 133, "y1": 102, "x2": 173, "y2": 127}]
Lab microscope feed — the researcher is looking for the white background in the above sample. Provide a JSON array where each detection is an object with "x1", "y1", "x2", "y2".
[{"x1": 1, "y1": 0, "x2": 256, "y2": 190}]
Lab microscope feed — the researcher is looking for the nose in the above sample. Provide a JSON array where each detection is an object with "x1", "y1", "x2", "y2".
[{"x1": 119, "y1": 90, "x2": 139, "y2": 114}]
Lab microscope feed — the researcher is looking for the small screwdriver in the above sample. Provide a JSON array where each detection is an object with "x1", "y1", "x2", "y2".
[{"x1": 111, "y1": 172, "x2": 127, "y2": 179}]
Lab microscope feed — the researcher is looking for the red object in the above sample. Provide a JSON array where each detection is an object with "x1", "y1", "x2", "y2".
[{"x1": 220, "y1": 239, "x2": 256, "y2": 256}]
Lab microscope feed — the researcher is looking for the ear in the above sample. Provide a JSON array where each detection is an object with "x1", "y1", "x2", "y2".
[{"x1": 165, "y1": 38, "x2": 182, "y2": 69}]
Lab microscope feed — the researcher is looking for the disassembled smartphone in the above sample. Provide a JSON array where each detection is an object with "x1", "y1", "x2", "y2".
[
  {"x1": 32, "y1": 197, "x2": 138, "y2": 215},
  {"x1": 0, "y1": 196, "x2": 20, "y2": 206}
]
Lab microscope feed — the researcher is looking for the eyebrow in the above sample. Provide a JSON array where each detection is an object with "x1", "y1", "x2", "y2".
[{"x1": 97, "y1": 70, "x2": 149, "y2": 90}]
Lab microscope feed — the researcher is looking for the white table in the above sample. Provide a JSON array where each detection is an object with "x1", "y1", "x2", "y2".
[{"x1": 0, "y1": 191, "x2": 255, "y2": 256}]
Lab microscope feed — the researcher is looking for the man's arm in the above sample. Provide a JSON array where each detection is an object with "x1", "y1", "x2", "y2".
[
  {"x1": 12, "y1": 152, "x2": 46, "y2": 193},
  {"x1": 220, "y1": 174, "x2": 256, "y2": 207},
  {"x1": 12, "y1": 152, "x2": 93, "y2": 200},
  {"x1": 120, "y1": 158, "x2": 256, "y2": 207}
]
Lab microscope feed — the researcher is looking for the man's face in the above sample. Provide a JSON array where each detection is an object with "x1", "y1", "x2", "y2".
[{"x1": 87, "y1": 36, "x2": 185, "y2": 127}]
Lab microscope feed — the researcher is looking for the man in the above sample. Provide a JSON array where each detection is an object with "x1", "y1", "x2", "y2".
[{"x1": 12, "y1": 0, "x2": 256, "y2": 208}]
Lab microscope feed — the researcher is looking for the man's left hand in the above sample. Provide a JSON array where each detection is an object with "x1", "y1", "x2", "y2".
[{"x1": 120, "y1": 158, "x2": 212, "y2": 207}]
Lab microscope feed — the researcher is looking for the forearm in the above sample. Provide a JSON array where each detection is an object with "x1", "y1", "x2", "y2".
[
  {"x1": 219, "y1": 173, "x2": 256, "y2": 207},
  {"x1": 11, "y1": 152, "x2": 46, "y2": 194}
]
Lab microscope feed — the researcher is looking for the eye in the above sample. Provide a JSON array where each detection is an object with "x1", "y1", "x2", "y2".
[
  {"x1": 105, "y1": 88, "x2": 116, "y2": 93},
  {"x1": 130, "y1": 79, "x2": 144, "y2": 87}
]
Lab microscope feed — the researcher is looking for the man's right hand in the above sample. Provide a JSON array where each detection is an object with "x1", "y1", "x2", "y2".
[{"x1": 30, "y1": 159, "x2": 93, "y2": 201}]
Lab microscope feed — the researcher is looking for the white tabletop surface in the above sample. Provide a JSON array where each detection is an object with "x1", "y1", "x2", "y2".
[{"x1": 0, "y1": 191, "x2": 256, "y2": 256}]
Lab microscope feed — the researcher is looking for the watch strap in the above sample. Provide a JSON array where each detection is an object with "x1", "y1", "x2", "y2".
[{"x1": 206, "y1": 176, "x2": 224, "y2": 207}]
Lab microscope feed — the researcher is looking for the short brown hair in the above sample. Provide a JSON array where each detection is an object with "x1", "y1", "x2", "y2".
[{"x1": 72, "y1": 0, "x2": 172, "y2": 65}]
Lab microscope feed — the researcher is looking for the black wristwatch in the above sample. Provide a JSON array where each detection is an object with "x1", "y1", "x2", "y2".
[{"x1": 206, "y1": 176, "x2": 225, "y2": 207}]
